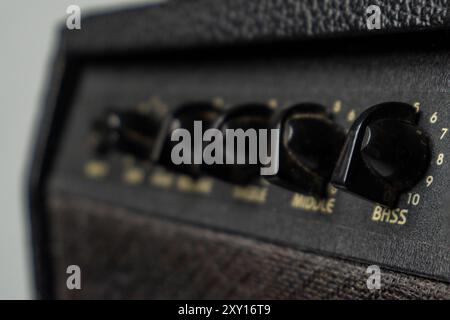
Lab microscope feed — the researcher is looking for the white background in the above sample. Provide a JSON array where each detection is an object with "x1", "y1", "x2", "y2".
[{"x1": 0, "y1": 0, "x2": 156, "y2": 299}]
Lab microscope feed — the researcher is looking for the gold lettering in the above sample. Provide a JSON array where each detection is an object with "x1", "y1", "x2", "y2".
[
  {"x1": 381, "y1": 207, "x2": 390, "y2": 222},
  {"x1": 389, "y1": 209, "x2": 399, "y2": 224},
  {"x1": 177, "y1": 175, "x2": 213, "y2": 194},
  {"x1": 291, "y1": 193, "x2": 335, "y2": 214},
  {"x1": 232, "y1": 185, "x2": 267, "y2": 203},
  {"x1": 398, "y1": 209, "x2": 408, "y2": 225},
  {"x1": 371, "y1": 205, "x2": 408, "y2": 225},
  {"x1": 123, "y1": 167, "x2": 145, "y2": 185},
  {"x1": 84, "y1": 160, "x2": 109, "y2": 179},
  {"x1": 150, "y1": 170, "x2": 174, "y2": 189},
  {"x1": 372, "y1": 205, "x2": 382, "y2": 221}
]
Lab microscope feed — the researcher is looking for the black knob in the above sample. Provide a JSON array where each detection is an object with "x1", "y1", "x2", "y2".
[
  {"x1": 153, "y1": 102, "x2": 223, "y2": 176},
  {"x1": 265, "y1": 103, "x2": 346, "y2": 196},
  {"x1": 205, "y1": 103, "x2": 274, "y2": 185},
  {"x1": 92, "y1": 107, "x2": 163, "y2": 160},
  {"x1": 331, "y1": 102, "x2": 430, "y2": 207}
]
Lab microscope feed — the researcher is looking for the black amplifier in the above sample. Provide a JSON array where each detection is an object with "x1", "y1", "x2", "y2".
[{"x1": 29, "y1": 0, "x2": 450, "y2": 299}]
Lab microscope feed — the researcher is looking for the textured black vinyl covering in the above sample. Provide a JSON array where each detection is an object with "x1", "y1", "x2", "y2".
[
  {"x1": 29, "y1": 0, "x2": 450, "y2": 299},
  {"x1": 62, "y1": 0, "x2": 450, "y2": 53}
]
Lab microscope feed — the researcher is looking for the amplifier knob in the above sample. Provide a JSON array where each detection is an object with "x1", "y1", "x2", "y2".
[
  {"x1": 92, "y1": 108, "x2": 163, "y2": 160},
  {"x1": 331, "y1": 102, "x2": 430, "y2": 207},
  {"x1": 154, "y1": 102, "x2": 223, "y2": 177},
  {"x1": 265, "y1": 103, "x2": 345, "y2": 196},
  {"x1": 206, "y1": 103, "x2": 274, "y2": 185}
]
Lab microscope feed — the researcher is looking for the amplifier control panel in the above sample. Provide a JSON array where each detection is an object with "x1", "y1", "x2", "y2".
[{"x1": 47, "y1": 47, "x2": 450, "y2": 282}]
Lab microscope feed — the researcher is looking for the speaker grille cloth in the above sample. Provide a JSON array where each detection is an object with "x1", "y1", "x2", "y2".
[{"x1": 47, "y1": 192, "x2": 450, "y2": 299}]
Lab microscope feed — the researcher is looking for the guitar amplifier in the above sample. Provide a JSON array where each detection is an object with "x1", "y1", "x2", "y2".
[{"x1": 28, "y1": 0, "x2": 450, "y2": 299}]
